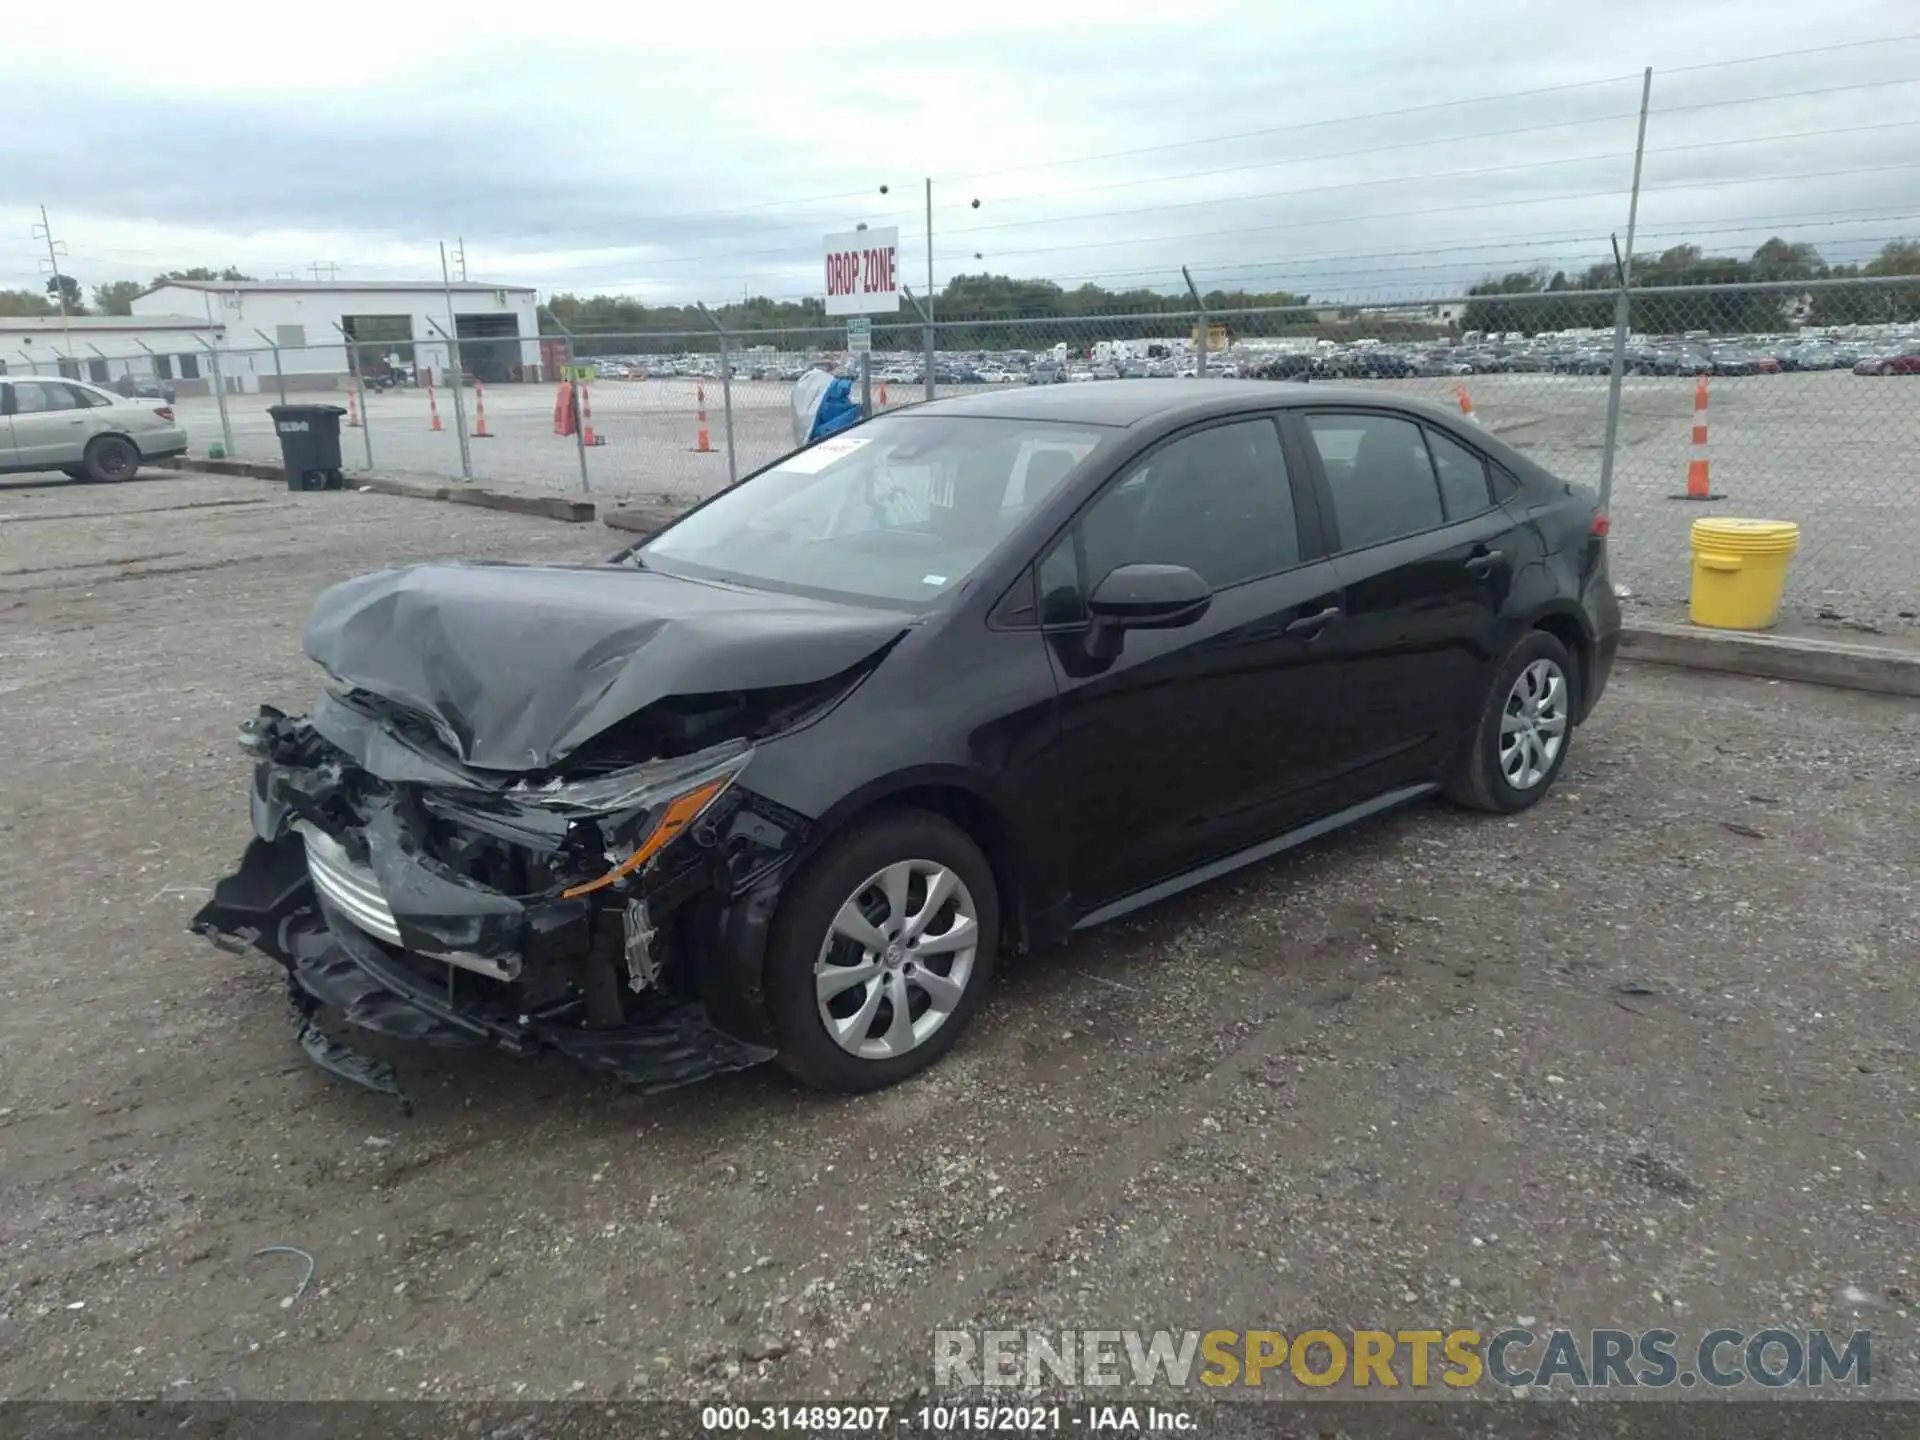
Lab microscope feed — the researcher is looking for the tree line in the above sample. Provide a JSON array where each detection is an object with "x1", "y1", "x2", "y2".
[
  {"x1": 8, "y1": 238, "x2": 1912, "y2": 344},
  {"x1": 0, "y1": 268, "x2": 254, "y2": 319},
  {"x1": 1461, "y1": 237, "x2": 1920, "y2": 335}
]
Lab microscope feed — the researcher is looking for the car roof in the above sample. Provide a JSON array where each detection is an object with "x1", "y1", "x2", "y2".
[{"x1": 903, "y1": 378, "x2": 1471, "y2": 429}]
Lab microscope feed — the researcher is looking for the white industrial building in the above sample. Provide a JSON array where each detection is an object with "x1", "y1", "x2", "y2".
[
  {"x1": 0, "y1": 314, "x2": 225, "y2": 392},
  {"x1": 130, "y1": 280, "x2": 542, "y2": 393},
  {"x1": 5, "y1": 280, "x2": 545, "y2": 396}
]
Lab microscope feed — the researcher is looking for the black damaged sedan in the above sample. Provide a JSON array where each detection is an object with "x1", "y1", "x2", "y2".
[{"x1": 195, "y1": 382, "x2": 1619, "y2": 1098}]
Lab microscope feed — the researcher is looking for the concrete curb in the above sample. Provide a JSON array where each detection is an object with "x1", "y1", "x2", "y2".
[
  {"x1": 1620, "y1": 619, "x2": 1920, "y2": 699},
  {"x1": 165, "y1": 459, "x2": 596, "y2": 523},
  {"x1": 169, "y1": 456, "x2": 284, "y2": 482},
  {"x1": 602, "y1": 502, "x2": 696, "y2": 539},
  {"x1": 363, "y1": 477, "x2": 595, "y2": 523}
]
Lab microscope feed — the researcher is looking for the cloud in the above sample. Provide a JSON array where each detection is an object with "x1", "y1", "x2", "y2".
[{"x1": 3, "y1": 0, "x2": 1916, "y2": 303}]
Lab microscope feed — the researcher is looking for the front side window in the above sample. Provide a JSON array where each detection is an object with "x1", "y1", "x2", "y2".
[
  {"x1": 1304, "y1": 413, "x2": 1445, "y2": 551},
  {"x1": 640, "y1": 415, "x2": 1104, "y2": 610},
  {"x1": 1040, "y1": 417, "x2": 1300, "y2": 623}
]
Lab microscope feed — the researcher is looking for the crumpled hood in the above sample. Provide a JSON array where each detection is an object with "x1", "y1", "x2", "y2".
[{"x1": 303, "y1": 561, "x2": 908, "y2": 772}]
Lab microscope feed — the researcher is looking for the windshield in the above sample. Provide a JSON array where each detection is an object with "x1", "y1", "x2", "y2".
[{"x1": 639, "y1": 415, "x2": 1106, "y2": 609}]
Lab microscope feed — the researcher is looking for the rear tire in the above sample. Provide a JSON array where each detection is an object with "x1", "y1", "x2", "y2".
[
  {"x1": 83, "y1": 435, "x2": 140, "y2": 484},
  {"x1": 1446, "y1": 630, "x2": 1578, "y2": 814},
  {"x1": 767, "y1": 808, "x2": 998, "y2": 1093}
]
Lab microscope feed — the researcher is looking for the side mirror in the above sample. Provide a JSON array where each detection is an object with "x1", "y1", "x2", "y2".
[{"x1": 1084, "y1": 564, "x2": 1211, "y2": 658}]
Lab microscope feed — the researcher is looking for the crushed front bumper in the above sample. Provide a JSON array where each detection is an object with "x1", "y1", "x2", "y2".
[{"x1": 191, "y1": 709, "x2": 788, "y2": 1103}]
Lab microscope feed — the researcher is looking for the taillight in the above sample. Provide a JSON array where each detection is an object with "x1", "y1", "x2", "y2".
[
  {"x1": 154, "y1": 406, "x2": 175, "y2": 421},
  {"x1": 1590, "y1": 512, "x2": 1611, "y2": 538}
]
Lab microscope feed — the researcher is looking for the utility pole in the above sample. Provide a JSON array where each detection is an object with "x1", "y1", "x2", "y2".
[
  {"x1": 32, "y1": 205, "x2": 76, "y2": 377},
  {"x1": 454, "y1": 239, "x2": 468, "y2": 284},
  {"x1": 924, "y1": 178, "x2": 935, "y2": 403},
  {"x1": 308, "y1": 260, "x2": 339, "y2": 282}
]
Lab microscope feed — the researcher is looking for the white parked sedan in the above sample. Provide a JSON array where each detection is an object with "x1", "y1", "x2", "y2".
[{"x1": 1, "y1": 376, "x2": 189, "y2": 482}]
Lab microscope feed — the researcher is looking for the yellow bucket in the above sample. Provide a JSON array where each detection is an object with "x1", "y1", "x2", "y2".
[{"x1": 1689, "y1": 518, "x2": 1800, "y2": 631}]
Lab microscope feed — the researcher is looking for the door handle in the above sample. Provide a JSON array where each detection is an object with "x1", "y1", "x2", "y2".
[
  {"x1": 1464, "y1": 549, "x2": 1504, "y2": 575},
  {"x1": 1285, "y1": 605, "x2": 1342, "y2": 636}
]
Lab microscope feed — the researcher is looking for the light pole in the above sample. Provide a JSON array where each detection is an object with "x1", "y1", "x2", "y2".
[{"x1": 879, "y1": 181, "x2": 978, "y2": 401}]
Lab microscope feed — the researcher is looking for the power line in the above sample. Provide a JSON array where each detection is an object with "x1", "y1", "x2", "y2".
[
  {"x1": 1662, "y1": 31, "x2": 1920, "y2": 74},
  {"x1": 1012, "y1": 212, "x2": 1920, "y2": 289},
  {"x1": 519, "y1": 77, "x2": 1920, "y2": 273},
  {"x1": 952, "y1": 75, "x2": 1920, "y2": 217},
  {"x1": 925, "y1": 120, "x2": 1920, "y2": 247},
  {"x1": 910, "y1": 162, "x2": 1920, "y2": 267}
]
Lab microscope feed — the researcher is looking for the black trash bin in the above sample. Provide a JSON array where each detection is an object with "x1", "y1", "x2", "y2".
[{"x1": 267, "y1": 404, "x2": 348, "y2": 491}]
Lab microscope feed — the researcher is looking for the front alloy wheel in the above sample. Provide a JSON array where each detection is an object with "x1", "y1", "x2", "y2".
[
  {"x1": 768, "y1": 808, "x2": 999, "y2": 1092},
  {"x1": 816, "y1": 860, "x2": 979, "y2": 1059}
]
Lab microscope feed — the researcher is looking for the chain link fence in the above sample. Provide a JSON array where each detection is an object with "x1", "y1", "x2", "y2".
[{"x1": 67, "y1": 274, "x2": 1914, "y2": 632}]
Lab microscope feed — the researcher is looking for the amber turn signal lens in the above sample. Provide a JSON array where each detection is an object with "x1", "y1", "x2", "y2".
[{"x1": 560, "y1": 778, "x2": 728, "y2": 899}]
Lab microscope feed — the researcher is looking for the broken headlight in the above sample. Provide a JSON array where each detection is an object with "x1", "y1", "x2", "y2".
[{"x1": 504, "y1": 740, "x2": 752, "y2": 899}]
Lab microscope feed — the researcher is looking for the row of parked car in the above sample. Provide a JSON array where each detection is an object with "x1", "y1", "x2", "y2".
[{"x1": 1244, "y1": 334, "x2": 1920, "y2": 381}]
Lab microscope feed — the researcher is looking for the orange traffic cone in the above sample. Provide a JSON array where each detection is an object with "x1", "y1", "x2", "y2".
[
  {"x1": 581, "y1": 382, "x2": 605, "y2": 447},
  {"x1": 693, "y1": 381, "x2": 712, "y2": 453},
  {"x1": 1670, "y1": 374, "x2": 1724, "y2": 501},
  {"x1": 472, "y1": 378, "x2": 492, "y2": 438},
  {"x1": 1455, "y1": 383, "x2": 1479, "y2": 426},
  {"x1": 553, "y1": 382, "x2": 576, "y2": 436},
  {"x1": 427, "y1": 375, "x2": 443, "y2": 432},
  {"x1": 345, "y1": 385, "x2": 361, "y2": 428},
  {"x1": 879, "y1": 381, "x2": 889, "y2": 406}
]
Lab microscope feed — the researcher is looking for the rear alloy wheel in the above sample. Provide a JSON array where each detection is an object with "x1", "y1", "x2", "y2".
[
  {"x1": 1446, "y1": 630, "x2": 1577, "y2": 813},
  {"x1": 83, "y1": 436, "x2": 140, "y2": 483},
  {"x1": 767, "y1": 809, "x2": 998, "y2": 1092}
]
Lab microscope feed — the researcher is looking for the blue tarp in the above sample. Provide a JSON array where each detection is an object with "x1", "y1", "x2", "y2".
[{"x1": 791, "y1": 369, "x2": 863, "y2": 448}]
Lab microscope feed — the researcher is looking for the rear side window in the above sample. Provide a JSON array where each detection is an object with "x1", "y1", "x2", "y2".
[
  {"x1": 1304, "y1": 413, "x2": 1444, "y2": 551},
  {"x1": 9, "y1": 380, "x2": 85, "y2": 415},
  {"x1": 1424, "y1": 427, "x2": 1494, "y2": 520}
]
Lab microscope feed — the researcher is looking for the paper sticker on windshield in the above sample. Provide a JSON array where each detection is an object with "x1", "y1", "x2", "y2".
[
  {"x1": 922, "y1": 574, "x2": 948, "y2": 586},
  {"x1": 777, "y1": 436, "x2": 873, "y2": 474}
]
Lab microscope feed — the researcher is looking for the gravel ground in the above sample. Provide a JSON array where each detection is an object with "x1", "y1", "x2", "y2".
[{"x1": 0, "y1": 470, "x2": 1915, "y2": 1407}]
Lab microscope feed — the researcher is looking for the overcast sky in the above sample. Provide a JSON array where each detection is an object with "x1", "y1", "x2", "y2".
[{"x1": 3, "y1": 0, "x2": 1916, "y2": 306}]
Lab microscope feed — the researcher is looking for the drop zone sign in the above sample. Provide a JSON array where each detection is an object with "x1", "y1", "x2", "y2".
[{"x1": 823, "y1": 226, "x2": 901, "y2": 316}]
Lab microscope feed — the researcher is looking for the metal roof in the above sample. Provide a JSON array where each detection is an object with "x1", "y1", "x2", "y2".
[
  {"x1": 140, "y1": 280, "x2": 536, "y2": 296},
  {"x1": 0, "y1": 314, "x2": 215, "y2": 333}
]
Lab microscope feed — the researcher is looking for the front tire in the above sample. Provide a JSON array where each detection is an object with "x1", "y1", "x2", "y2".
[
  {"x1": 767, "y1": 809, "x2": 999, "y2": 1093},
  {"x1": 1446, "y1": 631, "x2": 1578, "y2": 813},
  {"x1": 83, "y1": 435, "x2": 141, "y2": 483}
]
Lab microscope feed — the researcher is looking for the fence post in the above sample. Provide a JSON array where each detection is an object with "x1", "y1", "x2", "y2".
[
  {"x1": 253, "y1": 329, "x2": 288, "y2": 407},
  {"x1": 698, "y1": 305, "x2": 739, "y2": 487},
  {"x1": 1182, "y1": 266, "x2": 1207, "y2": 378},
  {"x1": 569, "y1": 373, "x2": 593, "y2": 493},
  {"x1": 547, "y1": 317, "x2": 592, "y2": 493},
  {"x1": 131, "y1": 338, "x2": 159, "y2": 392},
  {"x1": 1598, "y1": 66, "x2": 1653, "y2": 518},
  {"x1": 424, "y1": 315, "x2": 473, "y2": 482},
  {"x1": 200, "y1": 338, "x2": 234, "y2": 456},
  {"x1": 331, "y1": 322, "x2": 374, "y2": 471}
]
